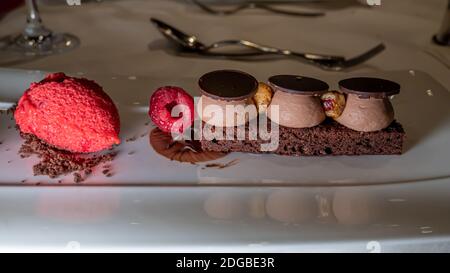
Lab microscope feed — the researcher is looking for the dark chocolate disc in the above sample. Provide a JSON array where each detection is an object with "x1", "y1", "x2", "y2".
[
  {"x1": 339, "y1": 77, "x2": 400, "y2": 99},
  {"x1": 198, "y1": 70, "x2": 258, "y2": 101},
  {"x1": 268, "y1": 75, "x2": 329, "y2": 95}
]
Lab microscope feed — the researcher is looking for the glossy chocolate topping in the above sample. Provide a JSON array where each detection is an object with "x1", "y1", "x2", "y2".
[
  {"x1": 339, "y1": 77, "x2": 400, "y2": 99},
  {"x1": 268, "y1": 75, "x2": 329, "y2": 95},
  {"x1": 199, "y1": 70, "x2": 258, "y2": 101}
]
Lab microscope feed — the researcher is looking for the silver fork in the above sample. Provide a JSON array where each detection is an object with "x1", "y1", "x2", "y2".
[
  {"x1": 191, "y1": 0, "x2": 325, "y2": 17},
  {"x1": 151, "y1": 18, "x2": 386, "y2": 71},
  {"x1": 202, "y1": 40, "x2": 386, "y2": 71}
]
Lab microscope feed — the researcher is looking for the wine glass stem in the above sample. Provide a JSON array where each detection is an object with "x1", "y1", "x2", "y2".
[
  {"x1": 27, "y1": 0, "x2": 42, "y2": 24},
  {"x1": 23, "y1": 0, "x2": 51, "y2": 38}
]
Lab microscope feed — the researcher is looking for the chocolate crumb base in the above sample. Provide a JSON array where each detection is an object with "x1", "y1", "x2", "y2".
[
  {"x1": 73, "y1": 172, "x2": 83, "y2": 183},
  {"x1": 200, "y1": 119, "x2": 406, "y2": 156},
  {"x1": 18, "y1": 133, "x2": 117, "y2": 182}
]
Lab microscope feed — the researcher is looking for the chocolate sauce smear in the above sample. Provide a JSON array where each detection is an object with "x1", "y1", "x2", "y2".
[
  {"x1": 204, "y1": 159, "x2": 239, "y2": 169},
  {"x1": 149, "y1": 128, "x2": 226, "y2": 163}
]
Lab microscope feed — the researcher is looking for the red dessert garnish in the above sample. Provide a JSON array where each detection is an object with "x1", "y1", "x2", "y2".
[
  {"x1": 322, "y1": 99, "x2": 335, "y2": 111},
  {"x1": 149, "y1": 86, "x2": 194, "y2": 134},
  {"x1": 14, "y1": 73, "x2": 120, "y2": 153}
]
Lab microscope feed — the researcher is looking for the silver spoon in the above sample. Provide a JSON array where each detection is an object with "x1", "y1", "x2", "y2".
[{"x1": 150, "y1": 18, "x2": 385, "y2": 71}]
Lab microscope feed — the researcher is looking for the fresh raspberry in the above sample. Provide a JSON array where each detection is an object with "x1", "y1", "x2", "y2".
[{"x1": 149, "y1": 86, "x2": 194, "y2": 134}]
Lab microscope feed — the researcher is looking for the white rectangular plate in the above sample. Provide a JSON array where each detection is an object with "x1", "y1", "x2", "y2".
[{"x1": 1, "y1": 68, "x2": 449, "y2": 186}]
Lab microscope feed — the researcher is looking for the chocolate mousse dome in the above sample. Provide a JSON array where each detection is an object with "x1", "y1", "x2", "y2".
[
  {"x1": 335, "y1": 77, "x2": 400, "y2": 132},
  {"x1": 197, "y1": 70, "x2": 258, "y2": 127},
  {"x1": 267, "y1": 75, "x2": 329, "y2": 129}
]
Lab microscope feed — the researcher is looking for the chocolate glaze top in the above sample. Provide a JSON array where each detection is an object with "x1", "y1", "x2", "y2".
[
  {"x1": 268, "y1": 75, "x2": 329, "y2": 96},
  {"x1": 199, "y1": 70, "x2": 258, "y2": 101},
  {"x1": 339, "y1": 77, "x2": 400, "y2": 99}
]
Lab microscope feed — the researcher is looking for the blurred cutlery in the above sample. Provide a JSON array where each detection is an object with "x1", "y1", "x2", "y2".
[
  {"x1": 150, "y1": 18, "x2": 386, "y2": 71},
  {"x1": 191, "y1": 0, "x2": 325, "y2": 17}
]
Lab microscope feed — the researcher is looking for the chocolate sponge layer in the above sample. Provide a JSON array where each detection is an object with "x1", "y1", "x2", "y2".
[{"x1": 200, "y1": 120, "x2": 405, "y2": 156}]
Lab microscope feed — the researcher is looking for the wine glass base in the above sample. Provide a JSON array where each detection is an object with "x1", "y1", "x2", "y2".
[
  {"x1": 8, "y1": 32, "x2": 80, "y2": 56},
  {"x1": 433, "y1": 35, "x2": 450, "y2": 46}
]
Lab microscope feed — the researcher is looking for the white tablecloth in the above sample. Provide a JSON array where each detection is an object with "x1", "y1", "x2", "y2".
[{"x1": 1, "y1": 0, "x2": 450, "y2": 253}]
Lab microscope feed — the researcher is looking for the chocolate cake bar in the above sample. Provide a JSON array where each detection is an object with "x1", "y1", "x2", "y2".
[{"x1": 200, "y1": 119, "x2": 405, "y2": 156}]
